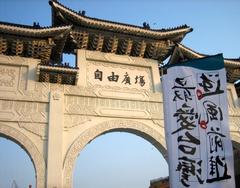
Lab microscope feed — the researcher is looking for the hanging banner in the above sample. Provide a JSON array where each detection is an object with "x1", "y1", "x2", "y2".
[{"x1": 162, "y1": 54, "x2": 235, "y2": 188}]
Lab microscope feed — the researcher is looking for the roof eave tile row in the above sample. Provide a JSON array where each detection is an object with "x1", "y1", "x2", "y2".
[{"x1": 0, "y1": 22, "x2": 72, "y2": 38}]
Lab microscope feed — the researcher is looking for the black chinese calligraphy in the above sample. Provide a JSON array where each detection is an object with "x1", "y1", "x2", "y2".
[
  {"x1": 122, "y1": 72, "x2": 131, "y2": 85},
  {"x1": 135, "y1": 75, "x2": 145, "y2": 87},
  {"x1": 198, "y1": 100, "x2": 223, "y2": 129},
  {"x1": 178, "y1": 131, "x2": 200, "y2": 155},
  {"x1": 206, "y1": 156, "x2": 231, "y2": 183},
  {"x1": 107, "y1": 72, "x2": 119, "y2": 82},
  {"x1": 207, "y1": 127, "x2": 225, "y2": 154},
  {"x1": 172, "y1": 77, "x2": 196, "y2": 102},
  {"x1": 93, "y1": 69, "x2": 148, "y2": 88},
  {"x1": 172, "y1": 103, "x2": 198, "y2": 134},
  {"x1": 177, "y1": 156, "x2": 203, "y2": 187},
  {"x1": 197, "y1": 73, "x2": 224, "y2": 99},
  {"x1": 94, "y1": 69, "x2": 103, "y2": 81}
]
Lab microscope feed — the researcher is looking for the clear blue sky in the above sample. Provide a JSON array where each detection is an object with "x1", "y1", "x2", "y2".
[{"x1": 0, "y1": 0, "x2": 240, "y2": 188}]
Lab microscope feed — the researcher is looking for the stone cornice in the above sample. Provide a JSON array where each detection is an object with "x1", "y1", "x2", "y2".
[{"x1": 37, "y1": 64, "x2": 79, "y2": 73}]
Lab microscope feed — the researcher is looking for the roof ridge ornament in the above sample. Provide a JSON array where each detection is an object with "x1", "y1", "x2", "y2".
[
  {"x1": 33, "y1": 22, "x2": 41, "y2": 28},
  {"x1": 78, "y1": 10, "x2": 86, "y2": 16},
  {"x1": 143, "y1": 22, "x2": 150, "y2": 29}
]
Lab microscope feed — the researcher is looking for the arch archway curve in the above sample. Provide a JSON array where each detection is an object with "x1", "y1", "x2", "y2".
[
  {"x1": 0, "y1": 123, "x2": 46, "y2": 188},
  {"x1": 63, "y1": 119, "x2": 167, "y2": 188}
]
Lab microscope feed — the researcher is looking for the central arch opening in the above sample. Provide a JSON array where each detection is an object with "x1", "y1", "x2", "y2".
[{"x1": 73, "y1": 132, "x2": 169, "y2": 188}]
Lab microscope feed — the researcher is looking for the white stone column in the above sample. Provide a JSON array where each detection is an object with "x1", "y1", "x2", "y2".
[{"x1": 47, "y1": 91, "x2": 64, "y2": 188}]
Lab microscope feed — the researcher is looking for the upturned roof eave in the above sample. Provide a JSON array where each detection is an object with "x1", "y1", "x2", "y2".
[
  {"x1": 0, "y1": 21, "x2": 72, "y2": 38},
  {"x1": 170, "y1": 43, "x2": 240, "y2": 68},
  {"x1": 49, "y1": 0, "x2": 193, "y2": 40}
]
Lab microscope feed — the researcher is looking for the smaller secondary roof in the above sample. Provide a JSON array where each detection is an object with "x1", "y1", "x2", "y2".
[
  {"x1": 0, "y1": 21, "x2": 72, "y2": 63},
  {"x1": 168, "y1": 43, "x2": 240, "y2": 83}
]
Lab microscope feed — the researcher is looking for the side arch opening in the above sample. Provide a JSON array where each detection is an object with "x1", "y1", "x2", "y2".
[
  {"x1": 0, "y1": 136, "x2": 36, "y2": 187},
  {"x1": 0, "y1": 124, "x2": 46, "y2": 188}
]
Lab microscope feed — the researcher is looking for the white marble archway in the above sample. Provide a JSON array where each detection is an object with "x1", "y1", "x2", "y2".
[
  {"x1": 0, "y1": 123, "x2": 46, "y2": 188},
  {"x1": 63, "y1": 119, "x2": 167, "y2": 188}
]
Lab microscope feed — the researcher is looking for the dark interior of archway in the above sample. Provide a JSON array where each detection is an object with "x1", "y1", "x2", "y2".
[
  {"x1": 232, "y1": 141, "x2": 240, "y2": 188},
  {"x1": 0, "y1": 136, "x2": 36, "y2": 188}
]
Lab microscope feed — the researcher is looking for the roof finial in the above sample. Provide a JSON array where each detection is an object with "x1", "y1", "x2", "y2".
[
  {"x1": 143, "y1": 22, "x2": 150, "y2": 29},
  {"x1": 78, "y1": 10, "x2": 86, "y2": 16},
  {"x1": 33, "y1": 22, "x2": 40, "y2": 28}
]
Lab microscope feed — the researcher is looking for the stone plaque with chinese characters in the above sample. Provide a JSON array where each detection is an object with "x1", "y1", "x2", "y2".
[{"x1": 87, "y1": 61, "x2": 153, "y2": 91}]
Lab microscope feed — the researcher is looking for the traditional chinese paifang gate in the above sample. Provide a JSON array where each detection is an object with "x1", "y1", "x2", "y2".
[{"x1": 0, "y1": 1, "x2": 240, "y2": 188}]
